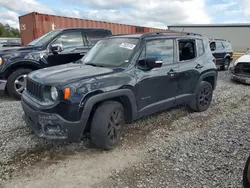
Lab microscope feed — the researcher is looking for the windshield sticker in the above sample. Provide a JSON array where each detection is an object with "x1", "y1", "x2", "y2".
[{"x1": 119, "y1": 43, "x2": 136, "y2": 50}]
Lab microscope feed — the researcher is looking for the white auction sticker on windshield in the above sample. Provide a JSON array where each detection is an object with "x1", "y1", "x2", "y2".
[{"x1": 119, "y1": 43, "x2": 136, "y2": 50}]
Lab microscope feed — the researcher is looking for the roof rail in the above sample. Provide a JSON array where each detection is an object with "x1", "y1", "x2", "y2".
[
  {"x1": 141, "y1": 31, "x2": 202, "y2": 38},
  {"x1": 183, "y1": 32, "x2": 202, "y2": 36}
]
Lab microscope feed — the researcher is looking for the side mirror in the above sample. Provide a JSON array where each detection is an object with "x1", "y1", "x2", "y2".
[
  {"x1": 146, "y1": 57, "x2": 163, "y2": 69},
  {"x1": 51, "y1": 43, "x2": 63, "y2": 53},
  {"x1": 210, "y1": 42, "x2": 216, "y2": 51}
]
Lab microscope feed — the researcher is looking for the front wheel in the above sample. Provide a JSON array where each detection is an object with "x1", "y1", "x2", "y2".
[
  {"x1": 188, "y1": 81, "x2": 213, "y2": 112},
  {"x1": 90, "y1": 101, "x2": 125, "y2": 150},
  {"x1": 7, "y1": 69, "x2": 32, "y2": 100}
]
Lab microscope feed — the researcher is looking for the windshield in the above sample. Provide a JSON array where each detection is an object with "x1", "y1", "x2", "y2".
[
  {"x1": 81, "y1": 38, "x2": 139, "y2": 67},
  {"x1": 28, "y1": 30, "x2": 62, "y2": 46}
]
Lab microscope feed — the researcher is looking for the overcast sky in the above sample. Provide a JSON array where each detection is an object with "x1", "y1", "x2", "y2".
[{"x1": 0, "y1": 0, "x2": 249, "y2": 29}]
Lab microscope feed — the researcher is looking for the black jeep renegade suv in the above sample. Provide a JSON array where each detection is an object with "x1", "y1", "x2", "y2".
[{"x1": 21, "y1": 32, "x2": 218, "y2": 149}]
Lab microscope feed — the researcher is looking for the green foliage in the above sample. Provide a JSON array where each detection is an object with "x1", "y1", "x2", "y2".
[{"x1": 0, "y1": 23, "x2": 20, "y2": 38}]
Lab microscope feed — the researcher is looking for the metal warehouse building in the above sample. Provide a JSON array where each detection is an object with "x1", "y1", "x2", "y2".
[{"x1": 168, "y1": 24, "x2": 250, "y2": 52}]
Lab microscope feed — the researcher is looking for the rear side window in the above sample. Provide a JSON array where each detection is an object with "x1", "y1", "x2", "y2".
[
  {"x1": 85, "y1": 30, "x2": 110, "y2": 46},
  {"x1": 178, "y1": 39, "x2": 196, "y2": 61},
  {"x1": 197, "y1": 39, "x2": 205, "y2": 56},
  {"x1": 216, "y1": 41, "x2": 224, "y2": 50}
]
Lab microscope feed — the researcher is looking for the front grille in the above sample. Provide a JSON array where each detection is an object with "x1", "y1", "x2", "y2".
[
  {"x1": 26, "y1": 78, "x2": 44, "y2": 100},
  {"x1": 234, "y1": 63, "x2": 250, "y2": 74}
]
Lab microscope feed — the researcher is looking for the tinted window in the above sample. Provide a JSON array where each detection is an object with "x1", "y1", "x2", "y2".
[
  {"x1": 85, "y1": 30, "x2": 109, "y2": 47},
  {"x1": 146, "y1": 39, "x2": 174, "y2": 65},
  {"x1": 179, "y1": 39, "x2": 196, "y2": 61},
  {"x1": 53, "y1": 31, "x2": 84, "y2": 52},
  {"x1": 216, "y1": 41, "x2": 224, "y2": 50},
  {"x1": 197, "y1": 39, "x2": 205, "y2": 56}
]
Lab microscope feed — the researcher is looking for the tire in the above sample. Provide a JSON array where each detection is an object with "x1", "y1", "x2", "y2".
[
  {"x1": 188, "y1": 81, "x2": 213, "y2": 112},
  {"x1": 243, "y1": 156, "x2": 250, "y2": 188},
  {"x1": 220, "y1": 58, "x2": 230, "y2": 71},
  {"x1": 7, "y1": 69, "x2": 32, "y2": 100},
  {"x1": 90, "y1": 101, "x2": 125, "y2": 150}
]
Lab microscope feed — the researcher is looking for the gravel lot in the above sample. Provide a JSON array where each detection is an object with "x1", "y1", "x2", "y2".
[{"x1": 1, "y1": 70, "x2": 250, "y2": 187}]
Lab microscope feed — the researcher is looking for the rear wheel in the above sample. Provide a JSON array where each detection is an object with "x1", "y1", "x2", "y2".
[
  {"x1": 90, "y1": 101, "x2": 125, "y2": 150},
  {"x1": 220, "y1": 58, "x2": 230, "y2": 71},
  {"x1": 188, "y1": 81, "x2": 213, "y2": 112},
  {"x1": 7, "y1": 69, "x2": 32, "y2": 100}
]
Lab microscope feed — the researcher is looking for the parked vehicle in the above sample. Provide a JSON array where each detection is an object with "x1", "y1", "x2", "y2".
[
  {"x1": 21, "y1": 32, "x2": 218, "y2": 150},
  {"x1": 229, "y1": 50, "x2": 250, "y2": 84},
  {"x1": 0, "y1": 28, "x2": 112, "y2": 99},
  {"x1": 243, "y1": 155, "x2": 250, "y2": 187},
  {"x1": 0, "y1": 37, "x2": 22, "y2": 48},
  {"x1": 209, "y1": 39, "x2": 233, "y2": 70}
]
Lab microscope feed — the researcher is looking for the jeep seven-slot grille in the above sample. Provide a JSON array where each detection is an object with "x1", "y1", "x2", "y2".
[
  {"x1": 26, "y1": 78, "x2": 43, "y2": 100},
  {"x1": 235, "y1": 63, "x2": 250, "y2": 74}
]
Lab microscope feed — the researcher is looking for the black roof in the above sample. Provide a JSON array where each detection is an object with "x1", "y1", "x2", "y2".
[{"x1": 109, "y1": 31, "x2": 203, "y2": 39}]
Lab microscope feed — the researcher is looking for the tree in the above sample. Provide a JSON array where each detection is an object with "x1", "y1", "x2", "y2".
[{"x1": 0, "y1": 23, "x2": 20, "y2": 38}]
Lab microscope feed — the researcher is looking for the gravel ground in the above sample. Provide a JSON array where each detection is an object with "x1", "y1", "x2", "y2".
[{"x1": 1, "y1": 70, "x2": 250, "y2": 187}]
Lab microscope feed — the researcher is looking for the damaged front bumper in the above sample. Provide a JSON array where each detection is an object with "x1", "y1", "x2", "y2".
[
  {"x1": 230, "y1": 67, "x2": 250, "y2": 84},
  {"x1": 21, "y1": 96, "x2": 85, "y2": 142}
]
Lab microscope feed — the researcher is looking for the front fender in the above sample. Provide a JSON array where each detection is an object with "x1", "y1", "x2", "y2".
[
  {"x1": 2, "y1": 60, "x2": 41, "y2": 74},
  {"x1": 79, "y1": 89, "x2": 138, "y2": 123}
]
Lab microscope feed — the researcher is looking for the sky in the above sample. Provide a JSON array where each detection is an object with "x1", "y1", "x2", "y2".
[{"x1": 0, "y1": 0, "x2": 249, "y2": 29}]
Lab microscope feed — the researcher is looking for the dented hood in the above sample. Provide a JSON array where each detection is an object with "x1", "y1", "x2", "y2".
[{"x1": 28, "y1": 63, "x2": 122, "y2": 85}]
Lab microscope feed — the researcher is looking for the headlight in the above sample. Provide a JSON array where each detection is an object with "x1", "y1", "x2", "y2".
[
  {"x1": 50, "y1": 86, "x2": 58, "y2": 101},
  {"x1": 0, "y1": 57, "x2": 2, "y2": 65}
]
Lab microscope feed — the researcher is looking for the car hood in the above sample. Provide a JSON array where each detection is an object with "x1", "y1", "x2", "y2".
[
  {"x1": 29, "y1": 63, "x2": 124, "y2": 85},
  {"x1": 0, "y1": 46, "x2": 35, "y2": 54},
  {"x1": 234, "y1": 55, "x2": 250, "y2": 66}
]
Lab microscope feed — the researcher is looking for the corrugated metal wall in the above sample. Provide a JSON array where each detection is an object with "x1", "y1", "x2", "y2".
[
  {"x1": 168, "y1": 26, "x2": 250, "y2": 52},
  {"x1": 19, "y1": 12, "x2": 168, "y2": 45}
]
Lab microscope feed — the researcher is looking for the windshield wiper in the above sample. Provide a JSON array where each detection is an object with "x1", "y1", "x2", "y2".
[{"x1": 85, "y1": 62, "x2": 104, "y2": 67}]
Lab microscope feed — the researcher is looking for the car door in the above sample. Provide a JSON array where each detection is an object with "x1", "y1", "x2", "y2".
[
  {"x1": 135, "y1": 38, "x2": 178, "y2": 117},
  {"x1": 46, "y1": 30, "x2": 85, "y2": 66},
  {"x1": 175, "y1": 38, "x2": 203, "y2": 104}
]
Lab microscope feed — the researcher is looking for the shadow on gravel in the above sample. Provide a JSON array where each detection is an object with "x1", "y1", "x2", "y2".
[{"x1": 0, "y1": 92, "x2": 16, "y2": 102}]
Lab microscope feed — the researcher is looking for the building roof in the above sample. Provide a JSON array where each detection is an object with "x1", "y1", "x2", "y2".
[{"x1": 168, "y1": 23, "x2": 250, "y2": 28}]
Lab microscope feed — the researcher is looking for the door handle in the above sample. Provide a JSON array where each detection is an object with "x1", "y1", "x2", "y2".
[
  {"x1": 167, "y1": 69, "x2": 177, "y2": 76},
  {"x1": 195, "y1": 64, "x2": 203, "y2": 69}
]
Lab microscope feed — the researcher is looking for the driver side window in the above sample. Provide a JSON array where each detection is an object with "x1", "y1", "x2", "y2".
[{"x1": 52, "y1": 31, "x2": 84, "y2": 52}]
